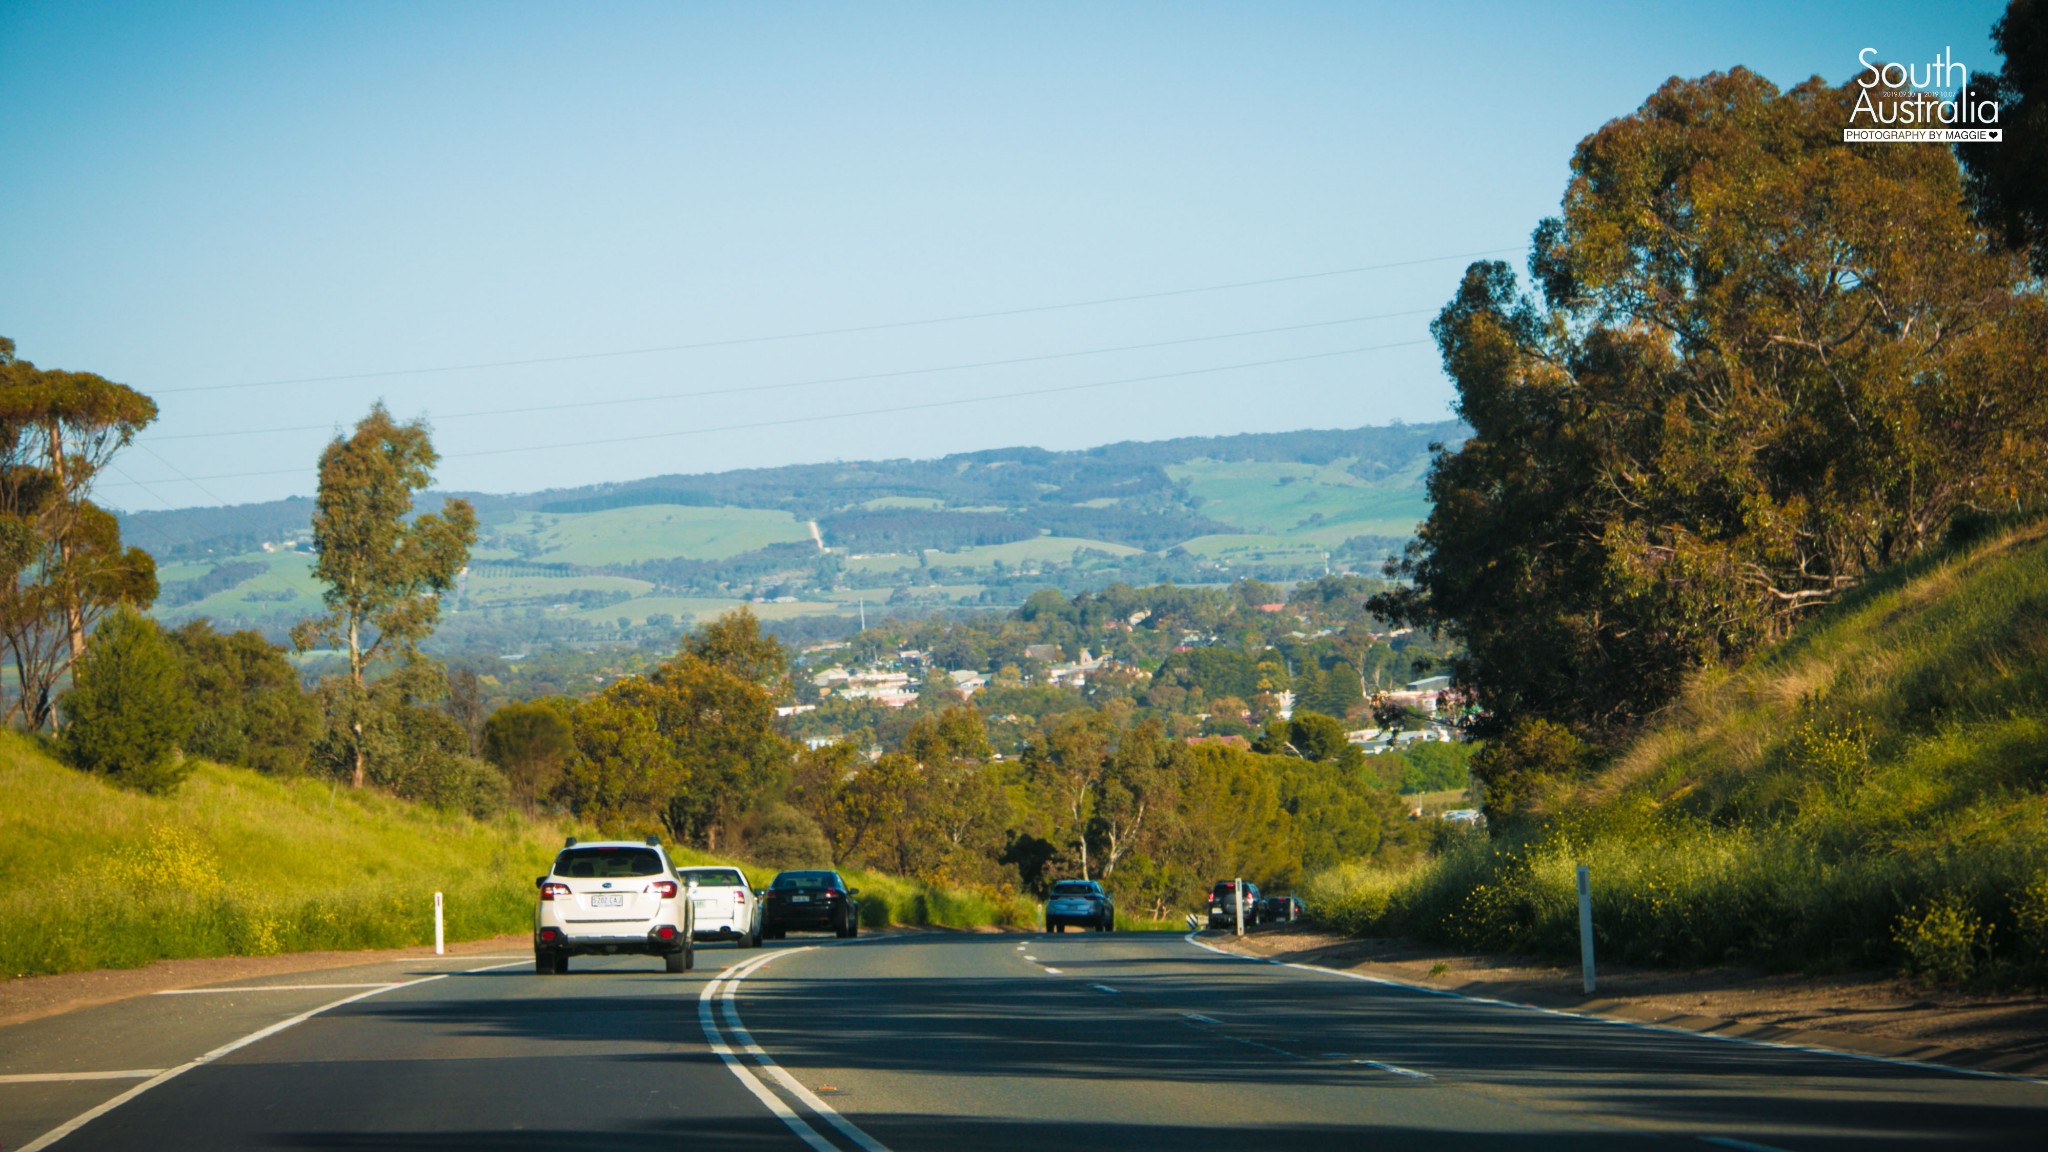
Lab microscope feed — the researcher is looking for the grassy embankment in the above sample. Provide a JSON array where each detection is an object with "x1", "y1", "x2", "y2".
[
  {"x1": 0, "y1": 734, "x2": 1051, "y2": 979},
  {"x1": 1307, "y1": 520, "x2": 2048, "y2": 984}
]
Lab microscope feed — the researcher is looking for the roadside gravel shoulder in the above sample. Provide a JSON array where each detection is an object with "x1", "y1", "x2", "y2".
[
  {"x1": 0, "y1": 935, "x2": 532, "y2": 1029},
  {"x1": 1210, "y1": 922, "x2": 2048, "y2": 1079}
]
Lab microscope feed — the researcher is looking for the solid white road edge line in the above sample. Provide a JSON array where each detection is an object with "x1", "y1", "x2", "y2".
[
  {"x1": 1179, "y1": 932, "x2": 2046, "y2": 1086},
  {"x1": 1354, "y1": 1059, "x2": 1432, "y2": 1079},
  {"x1": 1698, "y1": 1138, "x2": 1794, "y2": 1152},
  {"x1": 699, "y1": 951, "x2": 840, "y2": 1152},
  {"x1": 718, "y1": 954, "x2": 892, "y2": 1152},
  {"x1": 17, "y1": 958, "x2": 529, "y2": 1152},
  {"x1": 155, "y1": 982, "x2": 402, "y2": 994},
  {"x1": 0, "y1": 1071, "x2": 164, "y2": 1085}
]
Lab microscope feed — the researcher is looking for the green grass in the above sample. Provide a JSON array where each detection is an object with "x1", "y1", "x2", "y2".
[
  {"x1": 467, "y1": 574, "x2": 656, "y2": 601},
  {"x1": 921, "y1": 536, "x2": 1139, "y2": 567},
  {"x1": 1175, "y1": 534, "x2": 1329, "y2": 561},
  {"x1": 844, "y1": 554, "x2": 918, "y2": 574},
  {"x1": 0, "y1": 735, "x2": 1046, "y2": 977},
  {"x1": 496, "y1": 506, "x2": 813, "y2": 566},
  {"x1": 1306, "y1": 520, "x2": 2048, "y2": 985},
  {"x1": 1167, "y1": 457, "x2": 1429, "y2": 540},
  {"x1": 153, "y1": 551, "x2": 322, "y2": 625},
  {"x1": 0, "y1": 732, "x2": 568, "y2": 976},
  {"x1": 568, "y1": 596, "x2": 857, "y2": 626}
]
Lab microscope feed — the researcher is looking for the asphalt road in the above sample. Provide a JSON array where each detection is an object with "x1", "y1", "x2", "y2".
[{"x1": 3, "y1": 931, "x2": 2043, "y2": 1151}]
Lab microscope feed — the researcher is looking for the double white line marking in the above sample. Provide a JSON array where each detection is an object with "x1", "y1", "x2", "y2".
[{"x1": 699, "y1": 950, "x2": 891, "y2": 1152}]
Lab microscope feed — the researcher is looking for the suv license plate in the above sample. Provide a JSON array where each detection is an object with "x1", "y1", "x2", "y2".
[
  {"x1": 790, "y1": 895, "x2": 811, "y2": 903},
  {"x1": 591, "y1": 894, "x2": 625, "y2": 907}
]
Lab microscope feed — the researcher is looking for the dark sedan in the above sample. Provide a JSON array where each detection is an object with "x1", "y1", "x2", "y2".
[
  {"x1": 761, "y1": 869, "x2": 862, "y2": 939},
  {"x1": 1260, "y1": 894, "x2": 1305, "y2": 922}
]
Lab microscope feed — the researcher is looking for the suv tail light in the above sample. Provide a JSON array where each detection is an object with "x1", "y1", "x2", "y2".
[
  {"x1": 647, "y1": 880, "x2": 678, "y2": 898},
  {"x1": 734, "y1": 890, "x2": 747, "y2": 904},
  {"x1": 824, "y1": 888, "x2": 841, "y2": 899},
  {"x1": 540, "y1": 882, "x2": 571, "y2": 901}
]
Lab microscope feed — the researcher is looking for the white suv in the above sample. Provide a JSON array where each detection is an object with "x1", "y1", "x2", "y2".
[
  {"x1": 678, "y1": 866, "x2": 762, "y2": 948},
  {"x1": 534, "y1": 837, "x2": 695, "y2": 973}
]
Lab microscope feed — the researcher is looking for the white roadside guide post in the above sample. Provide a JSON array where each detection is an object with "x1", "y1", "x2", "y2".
[
  {"x1": 1234, "y1": 876, "x2": 1245, "y2": 938},
  {"x1": 433, "y1": 892, "x2": 445, "y2": 956},
  {"x1": 1576, "y1": 865, "x2": 1595, "y2": 994}
]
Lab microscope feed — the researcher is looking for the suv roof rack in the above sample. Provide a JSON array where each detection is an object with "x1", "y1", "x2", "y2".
[
  {"x1": 644, "y1": 834, "x2": 661, "y2": 847},
  {"x1": 565, "y1": 836, "x2": 578, "y2": 847}
]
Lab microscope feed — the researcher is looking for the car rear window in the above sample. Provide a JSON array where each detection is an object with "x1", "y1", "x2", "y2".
[
  {"x1": 771, "y1": 872, "x2": 837, "y2": 890},
  {"x1": 1051, "y1": 882, "x2": 1097, "y2": 896},
  {"x1": 554, "y1": 848, "x2": 665, "y2": 878},
  {"x1": 685, "y1": 869, "x2": 746, "y2": 887}
]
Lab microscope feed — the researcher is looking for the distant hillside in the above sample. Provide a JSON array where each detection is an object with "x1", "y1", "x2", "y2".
[
  {"x1": 1313, "y1": 518, "x2": 2048, "y2": 983},
  {"x1": 118, "y1": 420, "x2": 1463, "y2": 652}
]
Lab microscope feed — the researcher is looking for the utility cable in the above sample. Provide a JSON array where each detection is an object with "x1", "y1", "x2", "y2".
[
  {"x1": 101, "y1": 338, "x2": 1430, "y2": 489},
  {"x1": 152, "y1": 246, "x2": 1516, "y2": 395},
  {"x1": 147, "y1": 307, "x2": 1438, "y2": 442}
]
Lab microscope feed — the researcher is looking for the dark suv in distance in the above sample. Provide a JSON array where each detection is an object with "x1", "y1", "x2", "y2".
[
  {"x1": 1206, "y1": 879, "x2": 1263, "y2": 929},
  {"x1": 761, "y1": 870, "x2": 862, "y2": 939}
]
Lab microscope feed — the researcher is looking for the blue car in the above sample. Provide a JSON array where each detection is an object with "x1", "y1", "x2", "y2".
[{"x1": 1045, "y1": 880, "x2": 1114, "y2": 933}]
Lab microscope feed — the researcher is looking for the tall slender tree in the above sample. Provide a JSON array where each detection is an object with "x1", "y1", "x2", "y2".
[
  {"x1": 0, "y1": 338, "x2": 159, "y2": 728},
  {"x1": 293, "y1": 405, "x2": 475, "y2": 787}
]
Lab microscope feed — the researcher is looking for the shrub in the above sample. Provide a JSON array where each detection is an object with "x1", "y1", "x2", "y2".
[
  {"x1": 1469, "y1": 718, "x2": 1588, "y2": 826},
  {"x1": 170, "y1": 620, "x2": 319, "y2": 775},
  {"x1": 1893, "y1": 895, "x2": 1993, "y2": 984},
  {"x1": 739, "y1": 804, "x2": 833, "y2": 870},
  {"x1": 481, "y1": 699, "x2": 576, "y2": 810},
  {"x1": 62, "y1": 608, "x2": 195, "y2": 795},
  {"x1": 1395, "y1": 741, "x2": 1475, "y2": 794},
  {"x1": 2014, "y1": 875, "x2": 2048, "y2": 957}
]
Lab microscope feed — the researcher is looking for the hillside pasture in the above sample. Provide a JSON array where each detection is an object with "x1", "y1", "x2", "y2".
[
  {"x1": 496, "y1": 506, "x2": 813, "y2": 565},
  {"x1": 1169, "y1": 457, "x2": 1429, "y2": 540},
  {"x1": 922, "y1": 535, "x2": 1139, "y2": 568}
]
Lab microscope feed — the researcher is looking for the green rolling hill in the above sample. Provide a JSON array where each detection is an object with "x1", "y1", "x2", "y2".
[{"x1": 119, "y1": 420, "x2": 1462, "y2": 650}]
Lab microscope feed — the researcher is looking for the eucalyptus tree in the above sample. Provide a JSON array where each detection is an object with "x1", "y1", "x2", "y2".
[
  {"x1": 0, "y1": 338, "x2": 159, "y2": 728},
  {"x1": 1378, "y1": 69, "x2": 2048, "y2": 745},
  {"x1": 293, "y1": 404, "x2": 475, "y2": 787}
]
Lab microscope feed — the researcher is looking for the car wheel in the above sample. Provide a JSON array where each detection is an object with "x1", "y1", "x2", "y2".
[
  {"x1": 534, "y1": 950, "x2": 552, "y2": 974},
  {"x1": 665, "y1": 950, "x2": 687, "y2": 974},
  {"x1": 553, "y1": 953, "x2": 569, "y2": 974},
  {"x1": 849, "y1": 916, "x2": 859, "y2": 939}
]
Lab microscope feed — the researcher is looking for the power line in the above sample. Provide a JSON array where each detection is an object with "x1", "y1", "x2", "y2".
[
  {"x1": 100, "y1": 338, "x2": 1430, "y2": 489},
  {"x1": 153, "y1": 246, "x2": 1518, "y2": 395},
  {"x1": 147, "y1": 307, "x2": 1439, "y2": 443}
]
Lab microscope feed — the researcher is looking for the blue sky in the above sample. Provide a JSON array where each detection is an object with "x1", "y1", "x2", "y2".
[{"x1": 0, "y1": 1, "x2": 2007, "y2": 509}]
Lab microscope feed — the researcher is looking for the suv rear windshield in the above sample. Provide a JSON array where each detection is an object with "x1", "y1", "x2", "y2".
[
  {"x1": 1210, "y1": 882, "x2": 1248, "y2": 896},
  {"x1": 685, "y1": 869, "x2": 746, "y2": 887},
  {"x1": 1051, "y1": 882, "x2": 1098, "y2": 896},
  {"x1": 554, "y1": 848, "x2": 665, "y2": 878},
  {"x1": 771, "y1": 872, "x2": 840, "y2": 890}
]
